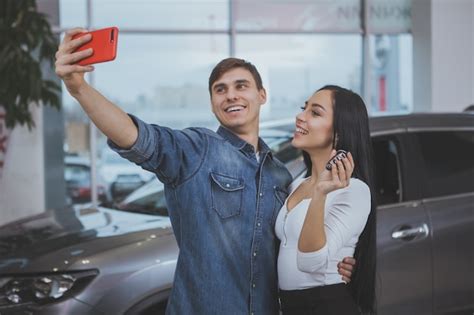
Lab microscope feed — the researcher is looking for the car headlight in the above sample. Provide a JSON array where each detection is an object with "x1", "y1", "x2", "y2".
[{"x1": 0, "y1": 270, "x2": 98, "y2": 307}]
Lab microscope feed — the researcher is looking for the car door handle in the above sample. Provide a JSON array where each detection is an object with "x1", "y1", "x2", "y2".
[{"x1": 391, "y1": 224, "x2": 429, "y2": 241}]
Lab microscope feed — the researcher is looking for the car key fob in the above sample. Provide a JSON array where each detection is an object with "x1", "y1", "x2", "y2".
[{"x1": 325, "y1": 150, "x2": 348, "y2": 170}]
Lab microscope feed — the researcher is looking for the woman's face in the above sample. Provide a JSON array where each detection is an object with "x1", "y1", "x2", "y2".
[{"x1": 292, "y1": 89, "x2": 335, "y2": 152}]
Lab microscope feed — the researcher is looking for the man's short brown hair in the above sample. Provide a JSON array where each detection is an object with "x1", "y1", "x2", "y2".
[{"x1": 208, "y1": 58, "x2": 264, "y2": 95}]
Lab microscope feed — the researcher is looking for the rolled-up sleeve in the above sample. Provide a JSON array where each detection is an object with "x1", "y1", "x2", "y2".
[
  {"x1": 108, "y1": 114, "x2": 206, "y2": 185},
  {"x1": 297, "y1": 180, "x2": 371, "y2": 273}
]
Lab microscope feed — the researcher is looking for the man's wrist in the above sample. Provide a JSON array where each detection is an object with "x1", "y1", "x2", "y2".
[{"x1": 68, "y1": 81, "x2": 89, "y2": 99}]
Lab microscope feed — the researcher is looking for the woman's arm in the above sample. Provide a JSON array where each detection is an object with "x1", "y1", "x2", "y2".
[{"x1": 297, "y1": 181, "x2": 370, "y2": 273}]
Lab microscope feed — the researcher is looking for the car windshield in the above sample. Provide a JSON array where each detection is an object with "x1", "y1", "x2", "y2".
[{"x1": 104, "y1": 180, "x2": 168, "y2": 216}]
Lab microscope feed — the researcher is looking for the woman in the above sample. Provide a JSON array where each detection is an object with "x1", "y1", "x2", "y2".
[{"x1": 275, "y1": 85, "x2": 376, "y2": 314}]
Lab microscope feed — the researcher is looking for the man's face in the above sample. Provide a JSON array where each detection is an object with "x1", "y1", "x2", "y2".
[{"x1": 210, "y1": 67, "x2": 266, "y2": 135}]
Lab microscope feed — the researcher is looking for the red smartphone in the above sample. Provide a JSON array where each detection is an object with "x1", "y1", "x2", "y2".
[{"x1": 72, "y1": 27, "x2": 119, "y2": 66}]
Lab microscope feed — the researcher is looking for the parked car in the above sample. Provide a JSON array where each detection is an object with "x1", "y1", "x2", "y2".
[
  {"x1": 65, "y1": 155, "x2": 109, "y2": 204},
  {"x1": 99, "y1": 149, "x2": 154, "y2": 201},
  {"x1": 1, "y1": 113, "x2": 473, "y2": 315}
]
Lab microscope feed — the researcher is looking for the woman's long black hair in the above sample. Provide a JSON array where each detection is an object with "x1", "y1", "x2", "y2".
[{"x1": 303, "y1": 85, "x2": 377, "y2": 314}]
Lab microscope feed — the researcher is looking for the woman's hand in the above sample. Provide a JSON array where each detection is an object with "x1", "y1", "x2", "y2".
[{"x1": 316, "y1": 150, "x2": 354, "y2": 195}]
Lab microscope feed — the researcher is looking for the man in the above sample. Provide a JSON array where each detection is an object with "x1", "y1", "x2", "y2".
[{"x1": 55, "y1": 28, "x2": 354, "y2": 314}]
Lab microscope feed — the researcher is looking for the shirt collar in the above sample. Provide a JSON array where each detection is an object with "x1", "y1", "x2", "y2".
[{"x1": 216, "y1": 126, "x2": 273, "y2": 158}]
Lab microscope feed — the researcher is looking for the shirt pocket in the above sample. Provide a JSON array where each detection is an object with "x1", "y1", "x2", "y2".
[
  {"x1": 272, "y1": 186, "x2": 288, "y2": 225},
  {"x1": 210, "y1": 172, "x2": 244, "y2": 219}
]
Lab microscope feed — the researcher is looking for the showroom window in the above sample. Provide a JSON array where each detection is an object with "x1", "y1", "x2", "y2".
[{"x1": 58, "y1": 0, "x2": 413, "y2": 205}]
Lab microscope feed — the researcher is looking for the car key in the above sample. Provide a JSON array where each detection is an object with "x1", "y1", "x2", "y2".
[{"x1": 325, "y1": 150, "x2": 348, "y2": 171}]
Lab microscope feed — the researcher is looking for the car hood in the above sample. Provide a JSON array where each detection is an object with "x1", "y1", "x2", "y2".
[{"x1": 0, "y1": 206, "x2": 172, "y2": 273}]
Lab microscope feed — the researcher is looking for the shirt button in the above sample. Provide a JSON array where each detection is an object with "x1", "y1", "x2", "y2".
[
  {"x1": 273, "y1": 185, "x2": 277, "y2": 189},
  {"x1": 253, "y1": 252, "x2": 257, "y2": 256},
  {"x1": 252, "y1": 283, "x2": 256, "y2": 288},
  {"x1": 257, "y1": 222, "x2": 261, "y2": 227},
  {"x1": 226, "y1": 184, "x2": 230, "y2": 188},
  {"x1": 259, "y1": 192, "x2": 263, "y2": 197}
]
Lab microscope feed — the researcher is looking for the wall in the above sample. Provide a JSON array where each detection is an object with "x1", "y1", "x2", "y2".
[
  {"x1": 413, "y1": 0, "x2": 474, "y2": 112},
  {"x1": 0, "y1": 106, "x2": 45, "y2": 225}
]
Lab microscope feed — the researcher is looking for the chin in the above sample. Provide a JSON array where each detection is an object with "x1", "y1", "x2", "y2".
[
  {"x1": 291, "y1": 137, "x2": 304, "y2": 149},
  {"x1": 221, "y1": 121, "x2": 245, "y2": 132}
]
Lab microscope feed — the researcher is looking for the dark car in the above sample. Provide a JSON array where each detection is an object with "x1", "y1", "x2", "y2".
[
  {"x1": 65, "y1": 155, "x2": 109, "y2": 204},
  {"x1": 1, "y1": 113, "x2": 473, "y2": 315}
]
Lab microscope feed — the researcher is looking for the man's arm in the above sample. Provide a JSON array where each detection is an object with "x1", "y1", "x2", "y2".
[{"x1": 55, "y1": 28, "x2": 137, "y2": 149}]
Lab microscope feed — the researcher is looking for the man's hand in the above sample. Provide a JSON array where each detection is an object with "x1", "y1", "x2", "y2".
[
  {"x1": 337, "y1": 257, "x2": 356, "y2": 283},
  {"x1": 54, "y1": 28, "x2": 138, "y2": 148},
  {"x1": 55, "y1": 28, "x2": 94, "y2": 95}
]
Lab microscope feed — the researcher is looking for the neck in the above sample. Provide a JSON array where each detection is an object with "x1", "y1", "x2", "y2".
[
  {"x1": 225, "y1": 123, "x2": 260, "y2": 152},
  {"x1": 308, "y1": 147, "x2": 333, "y2": 182},
  {"x1": 237, "y1": 131, "x2": 259, "y2": 152}
]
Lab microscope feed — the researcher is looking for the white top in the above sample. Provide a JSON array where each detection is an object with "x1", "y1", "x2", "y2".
[{"x1": 275, "y1": 176, "x2": 371, "y2": 290}]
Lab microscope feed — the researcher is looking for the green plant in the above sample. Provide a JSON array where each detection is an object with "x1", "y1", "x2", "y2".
[{"x1": 0, "y1": 0, "x2": 61, "y2": 130}]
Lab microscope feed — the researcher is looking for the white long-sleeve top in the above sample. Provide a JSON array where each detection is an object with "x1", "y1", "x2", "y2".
[{"x1": 275, "y1": 176, "x2": 371, "y2": 290}]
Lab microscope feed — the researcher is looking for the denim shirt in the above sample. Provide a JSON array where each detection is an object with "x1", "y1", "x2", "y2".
[{"x1": 108, "y1": 115, "x2": 292, "y2": 315}]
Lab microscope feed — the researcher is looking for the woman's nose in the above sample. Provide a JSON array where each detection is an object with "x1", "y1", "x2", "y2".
[{"x1": 296, "y1": 111, "x2": 305, "y2": 121}]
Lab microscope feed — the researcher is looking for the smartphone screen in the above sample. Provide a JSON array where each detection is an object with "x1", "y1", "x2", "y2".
[{"x1": 72, "y1": 27, "x2": 118, "y2": 66}]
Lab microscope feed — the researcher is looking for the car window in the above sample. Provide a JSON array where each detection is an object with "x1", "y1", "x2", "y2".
[
  {"x1": 416, "y1": 131, "x2": 474, "y2": 198},
  {"x1": 65, "y1": 164, "x2": 90, "y2": 182},
  {"x1": 372, "y1": 137, "x2": 402, "y2": 206}
]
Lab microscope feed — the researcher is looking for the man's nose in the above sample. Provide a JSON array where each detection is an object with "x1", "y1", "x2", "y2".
[{"x1": 226, "y1": 88, "x2": 238, "y2": 101}]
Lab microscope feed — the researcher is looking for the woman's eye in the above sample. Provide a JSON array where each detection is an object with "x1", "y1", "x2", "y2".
[
  {"x1": 311, "y1": 111, "x2": 320, "y2": 116},
  {"x1": 300, "y1": 106, "x2": 306, "y2": 111}
]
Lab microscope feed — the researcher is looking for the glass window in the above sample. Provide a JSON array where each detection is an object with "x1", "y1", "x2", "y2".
[
  {"x1": 92, "y1": 34, "x2": 228, "y2": 130},
  {"x1": 369, "y1": 34, "x2": 412, "y2": 114},
  {"x1": 235, "y1": 0, "x2": 361, "y2": 32},
  {"x1": 91, "y1": 0, "x2": 229, "y2": 30},
  {"x1": 59, "y1": 0, "x2": 87, "y2": 28},
  {"x1": 236, "y1": 34, "x2": 362, "y2": 121},
  {"x1": 372, "y1": 137, "x2": 402, "y2": 205},
  {"x1": 416, "y1": 131, "x2": 474, "y2": 198},
  {"x1": 62, "y1": 34, "x2": 228, "y2": 155},
  {"x1": 367, "y1": 0, "x2": 412, "y2": 33}
]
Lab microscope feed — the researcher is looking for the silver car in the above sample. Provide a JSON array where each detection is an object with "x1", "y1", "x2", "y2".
[{"x1": 0, "y1": 113, "x2": 473, "y2": 314}]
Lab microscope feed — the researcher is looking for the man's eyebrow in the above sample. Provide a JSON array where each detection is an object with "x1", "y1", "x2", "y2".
[
  {"x1": 304, "y1": 101, "x2": 326, "y2": 111},
  {"x1": 212, "y1": 83, "x2": 226, "y2": 90},
  {"x1": 235, "y1": 79, "x2": 250, "y2": 85},
  {"x1": 213, "y1": 79, "x2": 251, "y2": 90}
]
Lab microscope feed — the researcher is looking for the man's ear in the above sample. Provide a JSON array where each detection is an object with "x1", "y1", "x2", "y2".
[{"x1": 259, "y1": 88, "x2": 267, "y2": 105}]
